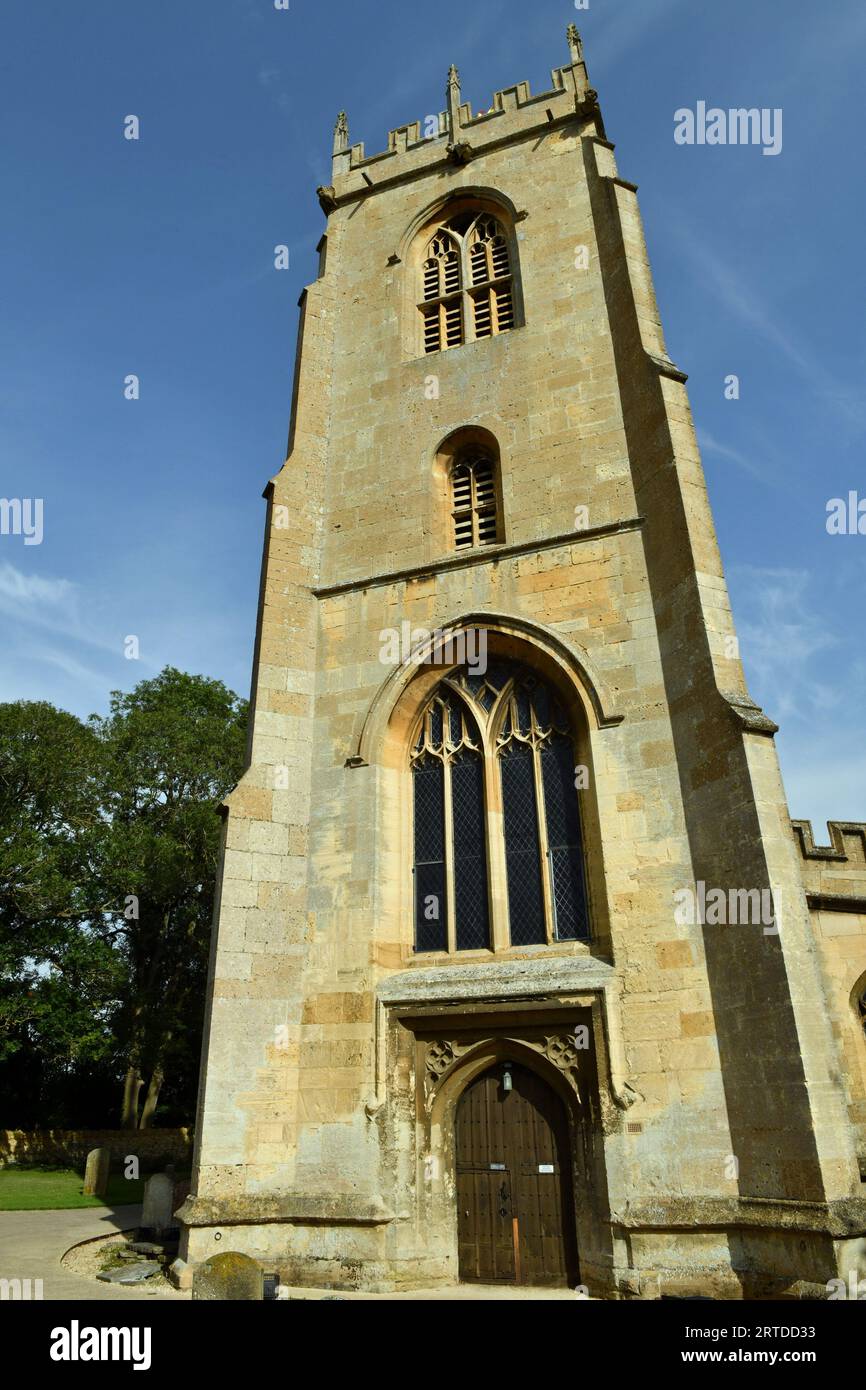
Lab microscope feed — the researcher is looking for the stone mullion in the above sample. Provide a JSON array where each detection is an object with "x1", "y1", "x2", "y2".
[
  {"x1": 469, "y1": 465, "x2": 480, "y2": 546},
  {"x1": 532, "y1": 735, "x2": 556, "y2": 945},
  {"x1": 484, "y1": 730, "x2": 510, "y2": 954},
  {"x1": 442, "y1": 752, "x2": 457, "y2": 954}
]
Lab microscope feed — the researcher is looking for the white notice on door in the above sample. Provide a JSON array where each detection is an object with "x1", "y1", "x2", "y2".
[{"x1": 538, "y1": 1164, "x2": 554, "y2": 1173}]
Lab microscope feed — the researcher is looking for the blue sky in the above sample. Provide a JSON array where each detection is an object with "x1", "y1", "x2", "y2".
[{"x1": 2, "y1": 0, "x2": 865, "y2": 835}]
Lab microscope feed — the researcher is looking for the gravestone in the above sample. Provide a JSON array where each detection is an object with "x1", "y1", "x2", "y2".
[
  {"x1": 141, "y1": 1172, "x2": 174, "y2": 1236},
  {"x1": 82, "y1": 1147, "x2": 110, "y2": 1197},
  {"x1": 192, "y1": 1252, "x2": 263, "y2": 1301}
]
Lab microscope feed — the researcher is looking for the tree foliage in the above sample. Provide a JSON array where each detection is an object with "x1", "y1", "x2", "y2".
[{"x1": 0, "y1": 669, "x2": 247, "y2": 1128}]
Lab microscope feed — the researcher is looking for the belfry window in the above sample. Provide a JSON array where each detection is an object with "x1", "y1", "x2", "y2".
[
  {"x1": 420, "y1": 211, "x2": 516, "y2": 354},
  {"x1": 451, "y1": 449, "x2": 499, "y2": 549},
  {"x1": 411, "y1": 660, "x2": 590, "y2": 953}
]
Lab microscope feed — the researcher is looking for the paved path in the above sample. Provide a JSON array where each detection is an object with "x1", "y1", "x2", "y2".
[
  {"x1": 0, "y1": 1205, "x2": 187, "y2": 1301},
  {"x1": 0, "y1": 1208, "x2": 582, "y2": 1301},
  {"x1": 277, "y1": 1283, "x2": 582, "y2": 1300}
]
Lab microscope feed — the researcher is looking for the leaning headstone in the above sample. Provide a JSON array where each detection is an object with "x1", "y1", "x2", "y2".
[
  {"x1": 192, "y1": 1251, "x2": 263, "y2": 1301},
  {"x1": 141, "y1": 1172, "x2": 174, "y2": 1237},
  {"x1": 82, "y1": 1147, "x2": 110, "y2": 1197}
]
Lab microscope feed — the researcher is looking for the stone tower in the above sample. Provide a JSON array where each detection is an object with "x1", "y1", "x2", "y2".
[{"x1": 179, "y1": 30, "x2": 866, "y2": 1297}]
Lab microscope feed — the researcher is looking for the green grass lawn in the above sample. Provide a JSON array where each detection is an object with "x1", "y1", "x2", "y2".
[{"x1": 0, "y1": 1167, "x2": 149, "y2": 1210}]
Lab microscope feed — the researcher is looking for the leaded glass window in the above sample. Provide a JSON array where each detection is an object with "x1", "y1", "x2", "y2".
[
  {"x1": 496, "y1": 669, "x2": 590, "y2": 944},
  {"x1": 410, "y1": 660, "x2": 591, "y2": 953},
  {"x1": 411, "y1": 689, "x2": 489, "y2": 952}
]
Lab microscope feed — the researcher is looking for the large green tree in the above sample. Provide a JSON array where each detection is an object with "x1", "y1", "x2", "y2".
[
  {"x1": 0, "y1": 668, "x2": 248, "y2": 1129},
  {"x1": 0, "y1": 701, "x2": 121, "y2": 1124}
]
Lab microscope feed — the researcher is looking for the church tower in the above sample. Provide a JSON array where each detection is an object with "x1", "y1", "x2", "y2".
[{"x1": 179, "y1": 30, "x2": 866, "y2": 1296}]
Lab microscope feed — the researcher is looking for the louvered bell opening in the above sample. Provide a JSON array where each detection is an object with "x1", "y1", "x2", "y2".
[
  {"x1": 490, "y1": 236, "x2": 510, "y2": 280},
  {"x1": 452, "y1": 463, "x2": 474, "y2": 548},
  {"x1": 472, "y1": 290, "x2": 492, "y2": 339},
  {"x1": 494, "y1": 282, "x2": 514, "y2": 332},
  {"x1": 453, "y1": 511, "x2": 475, "y2": 548},
  {"x1": 443, "y1": 249, "x2": 460, "y2": 296},
  {"x1": 473, "y1": 461, "x2": 498, "y2": 542},
  {"x1": 444, "y1": 297, "x2": 463, "y2": 347},
  {"x1": 423, "y1": 258, "x2": 440, "y2": 301},
  {"x1": 469, "y1": 241, "x2": 488, "y2": 286},
  {"x1": 473, "y1": 459, "x2": 495, "y2": 503},
  {"x1": 452, "y1": 466, "x2": 473, "y2": 508},
  {"x1": 476, "y1": 507, "x2": 498, "y2": 544},
  {"x1": 423, "y1": 303, "x2": 441, "y2": 354}
]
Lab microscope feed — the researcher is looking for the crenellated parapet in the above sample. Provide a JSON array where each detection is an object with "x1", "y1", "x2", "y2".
[
  {"x1": 793, "y1": 820, "x2": 866, "y2": 910},
  {"x1": 319, "y1": 28, "x2": 599, "y2": 212}
]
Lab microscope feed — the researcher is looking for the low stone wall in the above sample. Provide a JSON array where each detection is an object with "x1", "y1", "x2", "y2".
[{"x1": 0, "y1": 1128, "x2": 193, "y2": 1170}]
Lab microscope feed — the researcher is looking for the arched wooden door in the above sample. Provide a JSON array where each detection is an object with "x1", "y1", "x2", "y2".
[{"x1": 455, "y1": 1061, "x2": 579, "y2": 1285}]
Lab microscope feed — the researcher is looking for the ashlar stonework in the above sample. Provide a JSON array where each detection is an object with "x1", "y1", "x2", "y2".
[{"x1": 178, "y1": 29, "x2": 866, "y2": 1298}]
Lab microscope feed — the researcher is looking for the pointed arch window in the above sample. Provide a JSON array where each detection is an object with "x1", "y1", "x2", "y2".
[
  {"x1": 420, "y1": 211, "x2": 517, "y2": 354},
  {"x1": 497, "y1": 671, "x2": 589, "y2": 945},
  {"x1": 451, "y1": 448, "x2": 499, "y2": 549},
  {"x1": 411, "y1": 688, "x2": 489, "y2": 952},
  {"x1": 411, "y1": 660, "x2": 590, "y2": 954}
]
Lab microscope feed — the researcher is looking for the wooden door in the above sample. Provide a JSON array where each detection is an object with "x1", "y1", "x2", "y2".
[{"x1": 455, "y1": 1062, "x2": 579, "y2": 1285}]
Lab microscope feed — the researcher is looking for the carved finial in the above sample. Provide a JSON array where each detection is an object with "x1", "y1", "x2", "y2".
[
  {"x1": 446, "y1": 64, "x2": 462, "y2": 144},
  {"x1": 566, "y1": 24, "x2": 583, "y2": 64},
  {"x1": 332, "y1": 110, "x2": 349, "y2": 156}
]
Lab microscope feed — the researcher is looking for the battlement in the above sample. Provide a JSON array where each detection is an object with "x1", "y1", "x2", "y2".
[
  {"x1": 794, "y1": 821, "x2": 866, "y2": 912},
  {"x1": 793, "y1": 821, "x2": 866, "y2": 864},
  {"x1": 318, "y1": 27, "x2": 600, "y2": 212}
]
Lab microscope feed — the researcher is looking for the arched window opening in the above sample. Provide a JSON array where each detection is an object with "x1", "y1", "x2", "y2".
[
  {"x1": 497, "y1": 671, "x2": 589, "y2": 945},
  {"x1": 411, "y1": 689, "x2": 489, "y2": 952},
  {"x1": 419, "y1": 210, "x2": 517, "y2": 354},
  {"x1": 410, "y1": 660, "x2": 590, "y2": 954},
  {"x1": 451, "y1": 450, "x2": 498, "y2": 549},
  {"x1": 422, "y1": 231, "x2": 463, "y2": 353},
  {"x1": 859, "y1": 982, "x2": 866, "y2": 1042},
  {"x1": 468, "y1": 215, "x2": 515, "y2": 340}
]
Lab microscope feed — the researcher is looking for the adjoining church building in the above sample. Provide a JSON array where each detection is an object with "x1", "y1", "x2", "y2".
[{"x1": 178, "y1": 29, "x2": 866, "y2": 1297}]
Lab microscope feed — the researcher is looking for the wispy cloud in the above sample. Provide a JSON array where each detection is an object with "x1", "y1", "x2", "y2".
[
  {"x1": 697, "y1": 427, "x2": 771, "y2": 484},
  {"x1": 669, "y1": 221, "x2": 866, "y2": 432},
  {"x1": 729, "y1": 562, "x2": 866, "y2": 825},
  {"x1": 0, "y1": 565, "x2": 74, "y2": 610},
  {"x1": 258, "y1": 65, "x2": 291, "y2": 114},
  {"x1": 0, "y1": 562, "x2": 154, "y2": 668},
  {"x1": 731, "y1": 564, "x2": 842, "y2": 723}
]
